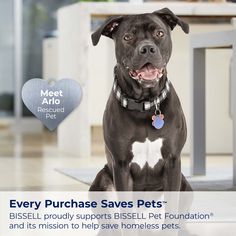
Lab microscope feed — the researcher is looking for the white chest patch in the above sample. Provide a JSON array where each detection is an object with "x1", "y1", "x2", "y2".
[{"x1": 131, "y1": 138, "x2": 163, "y2": 168}]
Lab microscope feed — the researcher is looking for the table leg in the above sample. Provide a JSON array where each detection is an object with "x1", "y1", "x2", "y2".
[
  {"x1": 190, "y1": 48, "x2": 206, "y2": 175},
  {"x1": 232, "y1": 43, "x2": 236, "y2": 185}
]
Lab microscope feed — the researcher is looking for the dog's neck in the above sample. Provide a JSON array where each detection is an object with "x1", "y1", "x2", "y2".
[{"x1": 114, "y1": 65, "x2": 167, "y2": 101}]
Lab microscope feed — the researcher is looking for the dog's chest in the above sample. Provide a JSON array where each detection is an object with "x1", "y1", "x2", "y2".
[{"x1": 131, "y1": 138, "x2": 163, "y2": 168}]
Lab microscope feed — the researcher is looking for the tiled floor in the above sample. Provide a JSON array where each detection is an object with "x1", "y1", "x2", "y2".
[{"x1": 0, "y1": 126, "x2": 233, "y2": 191}]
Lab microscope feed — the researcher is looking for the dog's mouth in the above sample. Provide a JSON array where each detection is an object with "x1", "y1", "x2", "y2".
[{"x1": 129, "y1": 63, "x2": 164, "y2": 82}]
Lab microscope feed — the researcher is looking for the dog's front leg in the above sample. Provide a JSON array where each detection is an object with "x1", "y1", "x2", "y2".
[
  {"x1": 162, "y1": 155, "x2": 182, "y2": 236},
  {"x1": 105, "y1": 143, "x2": 133, "y2": 191},
  {"x1": 113, "y1": 160, "x2": 133, "y2": 191},
  {"x1": 164, "y1": 155, "x2": 181, "y2": 191}
]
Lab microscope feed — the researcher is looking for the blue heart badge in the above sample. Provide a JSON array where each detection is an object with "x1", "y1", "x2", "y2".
[{"x1": 22, "y1": 79, "x2": 82, "y2": 131}]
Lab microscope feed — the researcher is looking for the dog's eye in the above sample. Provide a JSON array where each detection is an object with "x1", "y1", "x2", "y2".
[
  {"x1": 123, "y1": 34, "x2": 133, "y2": 41},
  {"x1": 156, "y1": 30, "x2": 164, "y2": 38}
]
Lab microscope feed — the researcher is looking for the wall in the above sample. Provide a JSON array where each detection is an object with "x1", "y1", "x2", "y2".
[
  {"x1": 43, "y1": 38, "x2": 58, "y2": 80},
  {"x1": 0, "y1": 0, "x2": 14, "y2": 95}
]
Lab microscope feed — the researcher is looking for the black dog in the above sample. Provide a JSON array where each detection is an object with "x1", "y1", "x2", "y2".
[{"x1": 90, "y1": 8, "x2": 192, "y2": 192}]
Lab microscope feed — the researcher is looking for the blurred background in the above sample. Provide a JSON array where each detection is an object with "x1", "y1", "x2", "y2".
[{"x1": 0, "y1": 0, "x2": 235, "y2": 191}]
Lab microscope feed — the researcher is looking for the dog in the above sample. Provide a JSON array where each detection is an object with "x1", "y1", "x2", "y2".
[{"x1": 90, "y1": 8, "x2": 192, "y2": 192}]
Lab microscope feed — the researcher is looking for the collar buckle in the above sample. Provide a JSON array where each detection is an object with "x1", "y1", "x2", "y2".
[{"x1": 127, "y1": 99, "x2": 145, "y2": 112}]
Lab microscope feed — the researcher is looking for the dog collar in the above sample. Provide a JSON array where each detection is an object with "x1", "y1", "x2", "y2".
[{"x1": 112, "y1": 78, "x2": 170, "y2": 113}]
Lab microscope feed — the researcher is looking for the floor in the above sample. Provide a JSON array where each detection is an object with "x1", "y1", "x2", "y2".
[
  {"x1": 0, "y1": 126, "x2": 107, "y2": 191},
  {"x1": 0, "y1": 125, "x2": 233, "y2": 191}
]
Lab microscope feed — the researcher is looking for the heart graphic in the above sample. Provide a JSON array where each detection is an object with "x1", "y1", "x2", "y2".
[{"x1": 22, "y1": 79, "x2": 82, "y2": 131}]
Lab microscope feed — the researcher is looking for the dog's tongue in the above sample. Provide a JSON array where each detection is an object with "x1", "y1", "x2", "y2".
[{"x1": 136, "y1": 64, "x2": 161, "y2": 81}]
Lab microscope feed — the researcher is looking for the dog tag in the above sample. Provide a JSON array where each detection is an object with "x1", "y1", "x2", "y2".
[
  {"x1": 152, "y1": 114, "x2": 164, "y2": 129},
  {"x1": 22, "y1": 78, "x2": 82, "y2": 131}
]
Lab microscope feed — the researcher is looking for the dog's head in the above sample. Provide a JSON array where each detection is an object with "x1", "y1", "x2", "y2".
[{"x1": 92, "y1": 8, "x2": 189, "y2": 88}]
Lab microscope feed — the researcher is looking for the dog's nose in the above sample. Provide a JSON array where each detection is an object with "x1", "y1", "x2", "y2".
[{"x1": 139, "y1": 44, "x2": 157, "y2": 55}]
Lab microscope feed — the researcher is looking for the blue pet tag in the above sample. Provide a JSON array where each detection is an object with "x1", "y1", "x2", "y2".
[{"x1": 152, "y1": 114, "x2": 165, "y2": 129}]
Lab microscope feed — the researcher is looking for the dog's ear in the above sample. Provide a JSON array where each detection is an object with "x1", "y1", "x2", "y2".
[
  {"x1": 91, "y1": 16, "x2": 124, "y2": 46},
  {"x1": 153, "y1": 8, "x2": 189, "y2": 34}
]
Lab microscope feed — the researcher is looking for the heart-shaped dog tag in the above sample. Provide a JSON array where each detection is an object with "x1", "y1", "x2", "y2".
[{"x1": 22, "y1": 78, "x2": 82, "y2": 131}]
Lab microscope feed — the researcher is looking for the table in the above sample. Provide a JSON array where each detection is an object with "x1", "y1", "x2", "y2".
[{"x1": 190, "y1": 29, "x2": 236, "y2": 184}]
